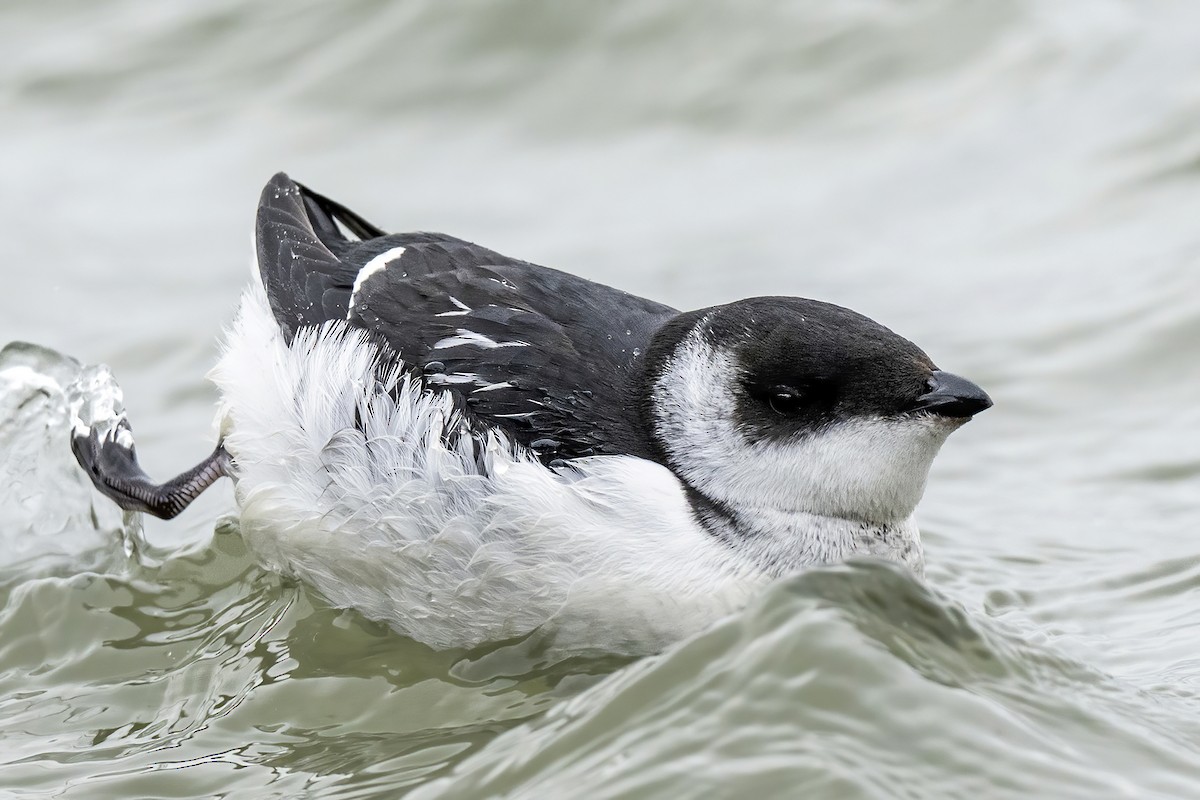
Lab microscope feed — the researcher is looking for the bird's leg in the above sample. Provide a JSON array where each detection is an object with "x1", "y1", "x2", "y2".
[{"x1": 71, "y1": 419, "x2": 231, "y2": 520}]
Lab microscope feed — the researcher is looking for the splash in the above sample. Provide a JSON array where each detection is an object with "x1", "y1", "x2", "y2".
[{"x1": 0, "y1": 341, "x2": 140, "y2": 575}]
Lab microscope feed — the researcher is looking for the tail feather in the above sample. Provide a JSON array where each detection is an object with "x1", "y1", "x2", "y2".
[
  {"x1": 255, "y1": 172, "x2": 367, "y2": 340},
  {"x1": 296, "y1": 181, "x2": 387, "y2": 243}
]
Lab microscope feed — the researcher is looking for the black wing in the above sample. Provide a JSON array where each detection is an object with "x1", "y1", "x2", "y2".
[
  {"x1": 255, "y1": 172, "x2": 678, "y2": 462},
  {"x1": 256, "y1": 172, "x2": 472, "y2": 336}
]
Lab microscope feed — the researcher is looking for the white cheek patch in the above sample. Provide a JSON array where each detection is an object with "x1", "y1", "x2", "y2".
[
  {"x1": 653, "y1": 328, "x2": 953, "y2": 524},
  {"x1": 747, "y1": 415, "x2": 952, "y2": 522},
  {"x1": 346, "y1": 246, "x2": 407, "y2": 317}
]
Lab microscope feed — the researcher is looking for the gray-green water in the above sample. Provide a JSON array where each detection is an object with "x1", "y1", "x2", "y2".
[{"x1": 3, "y1": 2, "x2": 1200, "y2": 797}]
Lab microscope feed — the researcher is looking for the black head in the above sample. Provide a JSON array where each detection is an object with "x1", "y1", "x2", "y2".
[
  {"x1": 706, "y1": 298, "x2": 924, "y2": 440},
  {"x1": 692, "y1": 297, "x2": 990, "y2": 441},
  {"x1": 643, "y1": 296, "x2": 991, "y2": 525}
]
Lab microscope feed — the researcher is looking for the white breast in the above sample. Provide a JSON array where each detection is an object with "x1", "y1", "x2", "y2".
[{"x1": 210, "y1": 283, "x2": 766, "y2": 654}]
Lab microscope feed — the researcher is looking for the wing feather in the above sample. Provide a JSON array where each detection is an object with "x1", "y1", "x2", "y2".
[{"x1": 256, "y1": 172, "x2": 677, "y2": 462}]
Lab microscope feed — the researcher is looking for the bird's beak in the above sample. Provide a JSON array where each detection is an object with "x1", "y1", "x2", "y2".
[{"x1": 911, "y1": 370, "x2": 993, "y2": 419}]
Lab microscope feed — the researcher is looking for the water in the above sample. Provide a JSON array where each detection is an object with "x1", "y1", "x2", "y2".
[{"x1": 2, "y1": 1, "x2": 1200, "y2": 796}]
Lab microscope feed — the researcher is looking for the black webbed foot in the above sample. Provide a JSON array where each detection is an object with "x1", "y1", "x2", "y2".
[{"x1": 71, "y1": 418, "x2": 230, "y2": 520}]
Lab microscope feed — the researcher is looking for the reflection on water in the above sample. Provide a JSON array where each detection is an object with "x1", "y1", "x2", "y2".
[
  {"x1": 415, "y1": 563, "x2": 1200, "y2": 799},
  {"x1": 0, "y1": 521, "x2": 623, "y2": 797},
  {"x1": 3, "y1": 0, "x2": 1200, "y2": 796}
]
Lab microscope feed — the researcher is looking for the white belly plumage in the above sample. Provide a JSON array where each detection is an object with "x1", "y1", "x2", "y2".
[{"x1": 210, "y1": 283, "x2": 768, "y2": 654}]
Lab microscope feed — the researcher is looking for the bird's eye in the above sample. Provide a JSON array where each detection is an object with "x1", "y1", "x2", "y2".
[{"x1": 767, "y1": 387, "x2": 805, "y2": 415}]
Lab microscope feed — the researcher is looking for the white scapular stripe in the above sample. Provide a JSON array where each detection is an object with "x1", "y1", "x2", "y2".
[{"x1": 346, "y1": 246, "x2": 406, "y2": 316}]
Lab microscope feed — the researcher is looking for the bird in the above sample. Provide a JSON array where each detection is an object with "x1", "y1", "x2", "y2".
[{"x1": 71, "y1": 172, "x2": 992, "y2": 655}]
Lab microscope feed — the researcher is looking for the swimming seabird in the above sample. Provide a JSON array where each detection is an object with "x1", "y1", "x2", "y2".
[{"x1": 71, "y1": 172, "x2": 992, "y2": 653}]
